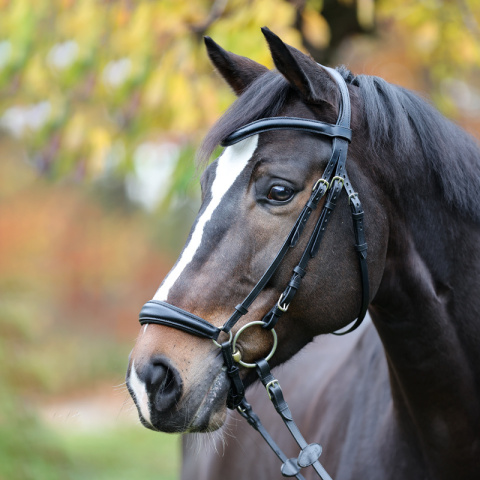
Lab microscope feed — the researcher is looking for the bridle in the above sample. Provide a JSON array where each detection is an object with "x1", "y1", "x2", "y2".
[{"x1": 138, "y1": 66, "x2": 368, "y2": 480}]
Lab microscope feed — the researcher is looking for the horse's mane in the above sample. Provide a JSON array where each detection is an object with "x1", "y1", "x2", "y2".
[
  {"x1": 349, "y1": 69, "x2": 480, "y2": 222},
  {"x1": 198, "y1": 67, "x2": 480, "y2": 222}
]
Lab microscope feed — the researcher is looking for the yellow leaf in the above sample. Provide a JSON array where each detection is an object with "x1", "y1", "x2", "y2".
[
  {"x1": 301, "y1": 6, "x2": 330, "y2": 49},
  {"x1": 357, "y1": 0, "x2": 375, "y2": 30},
  {"x1": 414, "y1": 21, "x2": 438, "y2": 54},
  {"x1": 89, "y1": 127, "x2": 111, "y2": 177},
  {"x1": 64, "y1": 112, "x2": 87, "y2": 150}
]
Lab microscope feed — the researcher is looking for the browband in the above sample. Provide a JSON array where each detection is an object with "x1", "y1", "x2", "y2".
[{"x1": 221, "y1": 117, "x2": 352, "y2": 146}]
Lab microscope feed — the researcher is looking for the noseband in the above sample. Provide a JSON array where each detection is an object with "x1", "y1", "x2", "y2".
[{"x1": 139, "y1": 67, "x2": 368, "y2": 480}]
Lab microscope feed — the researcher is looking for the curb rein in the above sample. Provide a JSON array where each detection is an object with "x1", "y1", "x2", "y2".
[{"x1": 139, "y1": 67, "x2": 369, "y2": 480}]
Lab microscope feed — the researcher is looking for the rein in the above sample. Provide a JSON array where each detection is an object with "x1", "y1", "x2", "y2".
[{"x1": 139, "y1": 66, "x2": 368, "y2": 480}]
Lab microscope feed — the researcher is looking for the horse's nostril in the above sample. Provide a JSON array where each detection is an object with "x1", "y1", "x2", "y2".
[
  {"x1": 149, "y1": 363, "x2": 167, "y2": 389},
  {"x1": 144, "y1": 356, "x2": 183, "y2": 413}
]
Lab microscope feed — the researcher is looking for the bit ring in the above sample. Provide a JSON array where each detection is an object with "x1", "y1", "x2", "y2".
[
  {"x1": 212, "y1": 329, "x2": 233, "y2": 348},
  {"x1": 232, "y1": 321, "x2": 278, "y2": 368}
]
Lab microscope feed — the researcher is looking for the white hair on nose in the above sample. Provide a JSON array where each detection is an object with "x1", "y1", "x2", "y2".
[
  {"x1": 153, "y1": 135, "x2": 258, "y2": 302},
  {"x1": 129, "y1": 360, "x2": 153, "y2": 427}
]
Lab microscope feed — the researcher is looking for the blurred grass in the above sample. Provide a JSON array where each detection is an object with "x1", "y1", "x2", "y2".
[
  {"x1": 0, "y1": 390, "x2": 180, "y2": 480},
  {"x1": 0, "y1": 295, "x2": 181, "y2": 480},
  {"x1": 0, "y1": 288, "x2": 181, "y2": 480},
  {"x1": 0, "y1": 388, "x2": 70, "y2": 480},
  {"x1": 58, "y1": 427, "x2": 180, "y2": 480},
  {"x1": 0, "y1": 143, "x2": 183, "y2": 480}
]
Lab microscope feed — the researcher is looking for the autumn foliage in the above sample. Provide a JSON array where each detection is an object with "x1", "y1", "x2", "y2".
[{"x1": 0, "y1": 1, "x2": 479, "y2": 478}]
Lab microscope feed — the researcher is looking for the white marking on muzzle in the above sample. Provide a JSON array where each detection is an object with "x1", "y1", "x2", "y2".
[
  {"x1": 129, "y1": 360, "x2": 153, "y2": 427},
  {"x1": 153, "y1": 135, "x2": 258, "y2": 301}
]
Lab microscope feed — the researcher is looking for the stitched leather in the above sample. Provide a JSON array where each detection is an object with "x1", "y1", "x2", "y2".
[
  {"x1": 255, "y1": 359, "x2": 332, "y2": 480},
  {"x1": 221, "y1": 117, "x2": 352, "y2": 146},
  {"x1": 222, "y1": 341, "x2": 245, "y2": 408},
  {"x1": 139, "y1": 300, "x2": 220, "y2": 340},
  {"x1": 237, "y1": 399, "x2": 306, "y2": 480},
  {"x1": 221, "y1": 176, "x2": 330, "y2": 334}
]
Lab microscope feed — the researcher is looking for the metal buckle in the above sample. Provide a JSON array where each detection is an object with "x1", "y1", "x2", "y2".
[
  {"x1": 330, "y1": 176, "x2": 345, "y2": 189},
  {"x1": 312, "y1": 178, "x2": 329, "y2": 191},
  {"x1": 232, "y1": 321, "x2": 278, "y2": 368},
  {"x1": 265, "y1": 379, "x2": 280, "y2": 400},
  {"x1": 277, "y1": 293, "x2": 289, "y2": 312},
  {"x1": 348, "y1": 192, "x2": 358, "y2": 204}
]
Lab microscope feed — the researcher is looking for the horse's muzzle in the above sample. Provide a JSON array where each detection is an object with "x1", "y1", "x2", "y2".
[
  {"x1": 127, "y1": 355, "x2": 184, "y2": 432},
  {"x1": 127, "y1": 350, "x2": 230, "y2": 433}
]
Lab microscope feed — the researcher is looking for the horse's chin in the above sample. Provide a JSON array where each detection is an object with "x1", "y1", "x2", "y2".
[
  {"x1": 186, "y1": 403, "x2": 228, "y2": 433},
  {"x1": 186, "y1": 368, "x2": 230, "y2": 433}
]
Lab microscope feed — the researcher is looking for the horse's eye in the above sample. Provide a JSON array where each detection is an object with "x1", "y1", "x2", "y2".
[{"x1": 267, "y1": 185, "x2": 294, "y2": 202}]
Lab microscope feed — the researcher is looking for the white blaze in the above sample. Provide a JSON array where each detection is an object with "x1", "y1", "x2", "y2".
[
  {"x1": 129, "y1": 361, "x2": 153, "y2": 427},
  {"x1": 153, "y1": 135, "x2": 258, "y2": 302}
]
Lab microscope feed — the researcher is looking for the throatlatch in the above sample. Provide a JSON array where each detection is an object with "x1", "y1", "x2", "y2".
[{"x1": 139, "y1": 66, "x2": 368, "y2": 480}]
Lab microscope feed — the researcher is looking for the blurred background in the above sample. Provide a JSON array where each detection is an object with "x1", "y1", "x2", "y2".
[{"x1": 0, "y1": 1, "x2": 479, "y2": 479}]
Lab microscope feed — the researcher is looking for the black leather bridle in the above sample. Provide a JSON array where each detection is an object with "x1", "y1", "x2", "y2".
[{"x1": 139, "y1": 67, "x2": 368, "y2": 480}]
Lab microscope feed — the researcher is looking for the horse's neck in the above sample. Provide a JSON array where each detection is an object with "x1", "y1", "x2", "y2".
[{"x1": 370, "y1": 197, "x2": 480, "y2": 477}]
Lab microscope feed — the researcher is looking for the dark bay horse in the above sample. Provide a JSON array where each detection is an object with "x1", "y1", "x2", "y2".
[{"x1": 126, "y1": 28, "x2": 480, "y2": 479}]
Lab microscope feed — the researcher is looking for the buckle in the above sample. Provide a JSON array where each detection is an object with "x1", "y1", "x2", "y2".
[
  {"x1": 348, "y1": 192, "x2": 358, "y2": 204},
  {"x1": 276, "y1": 293, "x2": 290, "y2": 312},
  {"x1": 330, "y1": 176, "x2": 345, "y2": 189},
  {"x1": 312, "y1": 178, "x2": 329, "y2": 191},
  {"x1": 265, "y1": 379, "x2": 280, "y2": 400}
]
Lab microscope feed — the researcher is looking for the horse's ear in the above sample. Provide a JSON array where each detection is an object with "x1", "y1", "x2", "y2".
[
  {"x1": 204, "y1": 36, "x2": 269, "y2": 96},
  {"x1": 261, "y1": 27, "x2": 339, "y2": 108}
]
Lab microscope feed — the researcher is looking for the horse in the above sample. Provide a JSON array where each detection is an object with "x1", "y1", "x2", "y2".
[{"x1": 126, "y1": 28, "x2": 480, "y2": 480}]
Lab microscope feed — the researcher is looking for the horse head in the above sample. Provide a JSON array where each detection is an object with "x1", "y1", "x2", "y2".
[{"x1": 126, "y1": 28, "x2": 388, "y2": 433}]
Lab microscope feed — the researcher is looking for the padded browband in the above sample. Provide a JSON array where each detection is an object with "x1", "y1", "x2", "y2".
[
  {"x1": 221, "y1": 117, "x2": 352, "y2": 146},
  {"x1": 139, "y1": 300, "x2": 221, "y2": 340}
]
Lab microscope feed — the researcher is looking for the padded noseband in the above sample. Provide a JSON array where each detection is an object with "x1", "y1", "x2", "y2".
[{"x1": 139, "y1": 300, "x2": 221, "y2": 340}]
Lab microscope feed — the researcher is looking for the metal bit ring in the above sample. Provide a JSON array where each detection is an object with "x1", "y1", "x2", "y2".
[
  {"x1": 232, "y1": 321, "x2": 278, "y2": 368},
  {"x1": 212, "y1": 330, "x2": 233, "y2": 349}
]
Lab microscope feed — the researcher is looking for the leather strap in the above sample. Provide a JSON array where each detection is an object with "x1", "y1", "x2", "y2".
[
  {"x1": 221, "y1": 117, "x2": 352, "y2": 146},
  {"x1": 137, "y1": 175, "x2": 330, "y2": 340},
  {"x1": 139, "y1": 300, "x2": 221, "y2": 340},
  {"x1": 331, "y1": 172, "x2": 369, "y2": 335},
  {"x1": 255, "y1": 359, "x2": 333, "y2": 480},
  {"x1": 221, "y1": 341, "x2": 245, "y2": 409},
  {"x1": 221, "y1": 178, "x2": 329, "y2": 333},
  {"x1": 237, "y1": 399, "x2": 306, "y2": 479}
]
